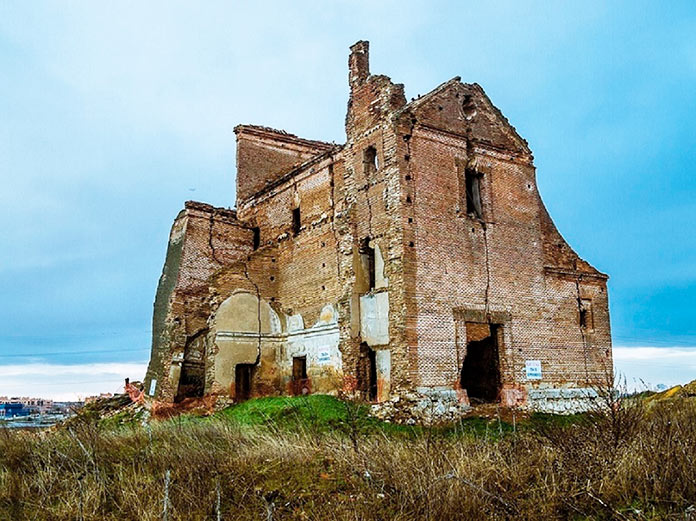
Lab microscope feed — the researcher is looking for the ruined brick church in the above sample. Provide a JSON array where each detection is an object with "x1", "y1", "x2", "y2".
[{"x1": 144, "y1": 41, "x2": 611, "y2": 413}]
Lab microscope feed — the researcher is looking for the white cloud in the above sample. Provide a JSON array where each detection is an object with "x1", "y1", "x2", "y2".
[
  {"x1": 0, "y1": 362, "x2": 147, "y2": 401},
  {"x1": 613, "y1": 347, "x2": 696, "y2": 391},
  {"x1": 2, "y1": 349, "x2": 695, "y2": 402}
]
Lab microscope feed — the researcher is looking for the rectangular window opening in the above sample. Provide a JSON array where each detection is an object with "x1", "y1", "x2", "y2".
[
  {"x1": 252, "y1": 227, "x2": 260, "y2": 250},
  {"x1": 363, "y1": 146, "x2": 378, "y2": 176},
  {"x1": 465, "y1": 168, "x2": 483, "y2": 219},
  {"x1": 579, "y1": 299, "x2": 594, "y2": 330},
  {"x1": 360, "y1": 238, "x2": 376, "y2": 290},
  {"x1": 292, "y1": 207, "x2": 301, "y2": 236}
]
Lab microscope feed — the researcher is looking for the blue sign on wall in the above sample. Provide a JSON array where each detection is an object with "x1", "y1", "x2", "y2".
[{"x1": 525, "y1": 360, "x2": 542, "y2": 380}]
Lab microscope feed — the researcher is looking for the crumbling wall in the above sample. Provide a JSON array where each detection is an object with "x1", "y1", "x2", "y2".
[
  {"x1": 208, "y1": 291, "x2": 281, "y2": 396},
  {"x1": 340, "y1": 41, "x2": 411, "y2": 399},
  {"x1": 143, "y1": 202, "x2": 254, "y2": 401},
  {"x1": 398, "y1": 81, "x2": 611, "y2": 407},
  {"x1": 235, "y1": 125, "x2": 335, "y2": 202},
  {"x1": 234, "y1": 146, "x2": 348, "y2": 396},
  {"x1": 145, "y1": 41, "x2": 611, "y2": 416},
  {"x1": 145, "y1": 212, "x2": 186, "y2": 398}
]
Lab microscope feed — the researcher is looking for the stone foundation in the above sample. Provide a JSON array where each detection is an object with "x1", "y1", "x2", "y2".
[
  {"x1": 370, "y1": 388, "x2": 471, "y2": 424},
  {"x1": 526, "y1": 387, "x2": 600, "y2": 414}
]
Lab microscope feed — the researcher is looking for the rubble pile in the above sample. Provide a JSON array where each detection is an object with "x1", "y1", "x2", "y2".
[{"x1": 370, "y1": 390, "x2": 471, "y2": 424}]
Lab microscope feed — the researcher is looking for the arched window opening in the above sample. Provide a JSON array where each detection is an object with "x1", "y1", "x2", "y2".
[{"x1": 363, "y1": 146, "x2": 378, "y2": 176}]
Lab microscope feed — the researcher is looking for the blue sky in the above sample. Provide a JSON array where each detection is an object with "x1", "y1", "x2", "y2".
[{"x1": 1, "y1": 1, "x2": 695, "y2": 399}]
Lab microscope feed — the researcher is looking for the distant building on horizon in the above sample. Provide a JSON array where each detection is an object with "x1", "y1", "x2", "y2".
[
  {"x1": 0, "y1": 402, "x2": 30, "y2": 419},
  {"x1": 84, "y1": 393, "x2": 114, "y2": 404},
  {"x1": 0, "y1": 396, "x2": 53, "y2": 414}
]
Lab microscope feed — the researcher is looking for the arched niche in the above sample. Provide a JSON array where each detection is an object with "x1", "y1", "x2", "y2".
[
  {"x1": 212, "y1": 291, "x2": 281, "y2": 335},
  {"x1": 210, "y1": 291, "x2": 282, "y2": 396}
]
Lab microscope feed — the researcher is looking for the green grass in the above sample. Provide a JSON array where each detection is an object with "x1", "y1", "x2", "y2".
[
  {"x1": 91, "y1": 393, "x2": 583, "y2": 441},
  {"x1": 198, "y1": 394, "x2": 418, "y2": 437},
  {"x1": 168, "y1": 394, "x2": 522, "y2": 439},
  {"x1": 216, "y1": 394, "x2": 351, "y2": 427}
]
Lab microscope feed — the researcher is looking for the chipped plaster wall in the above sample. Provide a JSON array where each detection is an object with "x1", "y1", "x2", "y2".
[
  {"x1": 208, "y1": 290, "x2": 342, "y2": 398},
  {"x1": 359, "y1": 292, "x2": 389, "y2": 346},
  {"x1": 280, "y1": 304, "x2": 342, "y2": 394},
  {"x1": 208, "y1": 291, "x2": 281, "y2": 396},
  {"x1": 234, "y1": 149, "x2": 348, "y2": 396}
]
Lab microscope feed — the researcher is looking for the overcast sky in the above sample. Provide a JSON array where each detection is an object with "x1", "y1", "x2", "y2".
[{"x1": 1, "y1": 1, "x2": 695, "y2": 400}]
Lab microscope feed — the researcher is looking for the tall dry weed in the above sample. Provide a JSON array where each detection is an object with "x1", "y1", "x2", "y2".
[{"x1": 1, "y1": 396, "x2": 695, "y2": 520}]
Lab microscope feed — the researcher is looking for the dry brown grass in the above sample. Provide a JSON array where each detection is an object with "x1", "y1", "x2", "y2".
[{"x1": 1, "y1": 396, "x2": 696, "y2": 520}]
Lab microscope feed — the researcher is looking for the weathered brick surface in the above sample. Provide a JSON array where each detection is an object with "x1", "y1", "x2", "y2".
[{"x1": 144, "y1": 41, "x2": 611, "y2": 412}]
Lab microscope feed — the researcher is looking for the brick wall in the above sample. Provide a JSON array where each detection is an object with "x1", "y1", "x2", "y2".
[
  {"x1": 235, "y1": 125, "x2": 335, "y2": 202},
  {"x1": 400, "y1": 84, "x2": 611, "y2": 397},
  {"x1": 144, "y1": 202, "x2": 254, "y2": 401}
]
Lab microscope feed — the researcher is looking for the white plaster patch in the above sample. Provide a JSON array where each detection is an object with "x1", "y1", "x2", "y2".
[
  {"x1": 373, "y1": 243, "x2": 388, "y2": 289},
  {"x1": 315, "y1": 304, "x2": 338, "y2": 325},
  {"x1": 285, "y1": 324, "x2": 341, "y2": 368},
  {"x1": 360, "y1": 291, "x2": 390, "y2": 346},
  {"x1": 375, "y1": 349, "x2": 391, "y2": 400},
  {"x1": 269, "y1": 310, "x2": 282, "y2": 334},
  {"x1": 287, "y1": 314, "x2": 305, "y2": 332}
]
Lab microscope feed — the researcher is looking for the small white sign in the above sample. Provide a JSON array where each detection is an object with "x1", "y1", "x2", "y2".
[
  {"x1": 148, "y1": 379, "x2": 157, "y2": 396},
  {"x1": 317, "y1": 351, "x2": 331, "y2": 364},
  {"x1": 525, "y1": 360, "x2": 542, "y2": 380}
]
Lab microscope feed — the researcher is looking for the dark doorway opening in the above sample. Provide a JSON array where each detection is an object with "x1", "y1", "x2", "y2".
[
  {"x1": 235, "y1": 364, "x2": 254, "y2": 401},
  {"x1": 460, "y1": 324, "x2": 501, "y2": 403},
  {"x1": 291, "y1": 356, "x2": 310, "y2": 395},
  {"x1": 176, "y1": 362, "x2": 205, "y2": 402},
  {"x1": 357, "y1": 343, "x2": 378, "y2": 401},
  {"x1": 175, "y1": 330, "x2": 207, "y2": 402},
  {"x1": 368, "y1": 349, "x2": 377, "y2": 401},
  {"x1": 293, "y1": 356, "x2": 307, "y2": 380}
]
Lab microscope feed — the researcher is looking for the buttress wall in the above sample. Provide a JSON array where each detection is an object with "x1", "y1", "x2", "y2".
[{"x1": 144, "y1": 202, "x2": 254, "y2": 401}]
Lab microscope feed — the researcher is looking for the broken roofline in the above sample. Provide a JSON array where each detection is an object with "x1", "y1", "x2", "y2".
[
  {"x1": 233, "y1": 124, "x2": 337, "y2": 151},
  {"x1": 236, "y1": 84, "x2": 534, "y2": 204},
  {"x1": 394, "y1": 77, "x2": 533, "y2": 159},
  {"x1": 237, "y1": 144, "x2": 343, "y2": 205}
]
